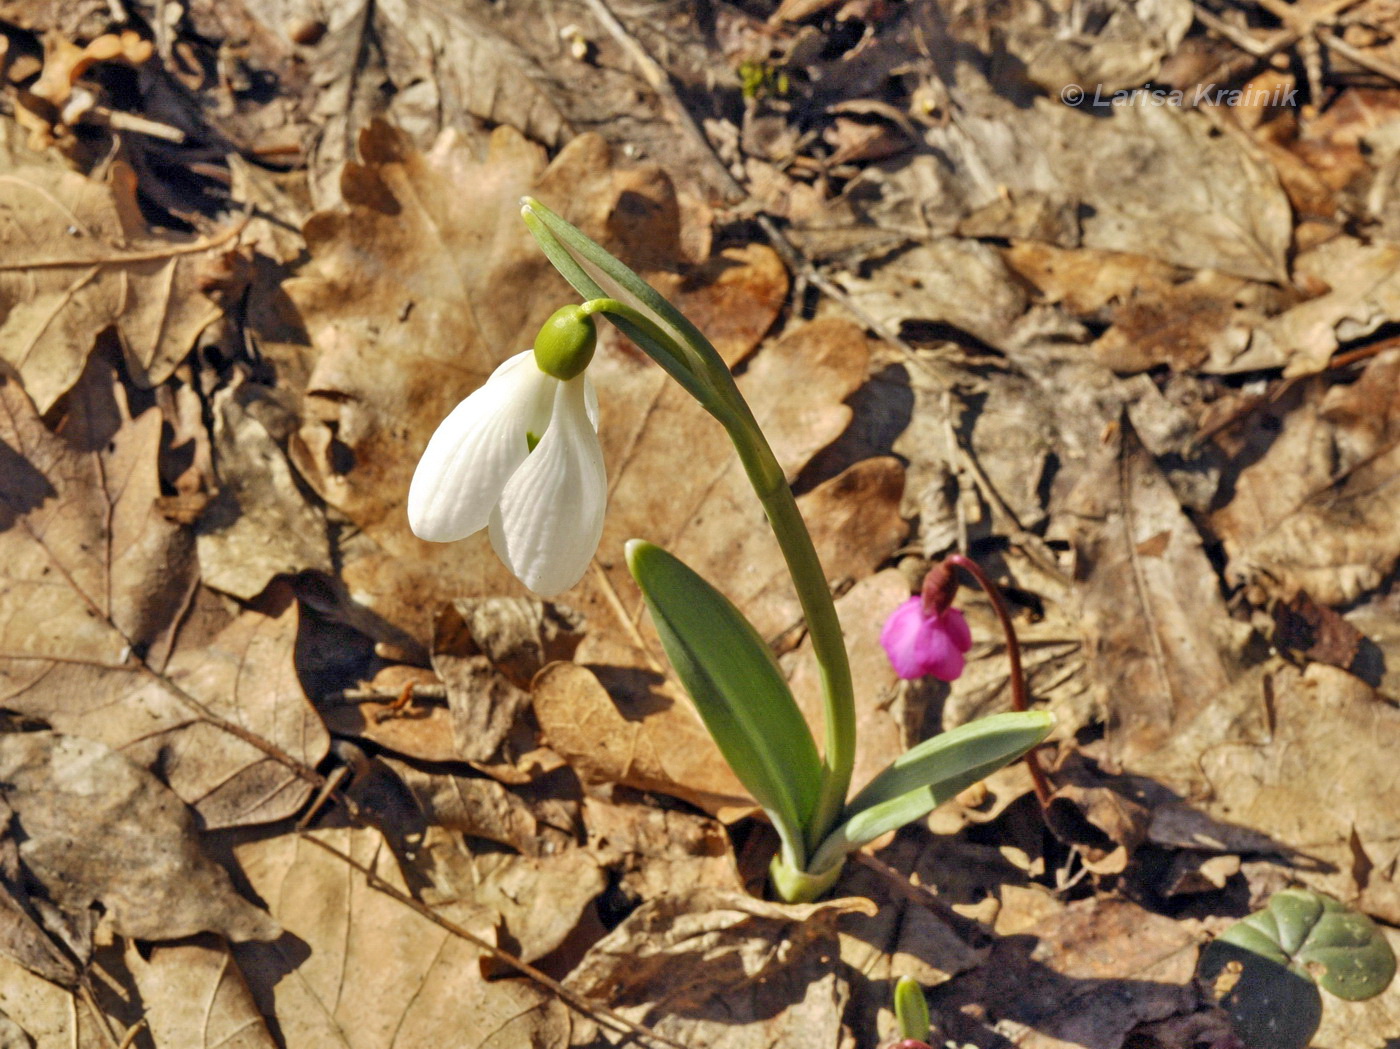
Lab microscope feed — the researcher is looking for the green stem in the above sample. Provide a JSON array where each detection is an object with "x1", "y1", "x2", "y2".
[{"x1": 721, "y1": 404, "x2": 856, "y2": 855}]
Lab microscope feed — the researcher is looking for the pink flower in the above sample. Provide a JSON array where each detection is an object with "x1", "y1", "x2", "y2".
[{"x1": 880, "y1": 596, "x2": 973, "y2": 681}]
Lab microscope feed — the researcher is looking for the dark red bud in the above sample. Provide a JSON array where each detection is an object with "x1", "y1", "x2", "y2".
[{"x1": 920, "y1": 561, "x2": 959, "y2": 616}]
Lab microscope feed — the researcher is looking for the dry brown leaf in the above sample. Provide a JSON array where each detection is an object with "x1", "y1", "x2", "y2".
[
  {"x1": 411, "y1": 825, "x2": 606, "y2": 967},
  {"x1": 564, "y1": 888, "x2": 874, "y2": 1048},
  {"x1": 1196, "y1": 663, "x2": 1400, "y2": 913},
  {"x1": 0, "y1": 953, "x2": 107, "y2": 1049},
  {"x1": 1212, "y1": 349, "x2": 1400, "y2": 605},
  {"x1": 0, "y1": 732, "x2": 279, "y2": 943},
  {"x1": 1059, "y1": 420, "x2": 1252, "y2": 772},
  {"x1": 836, "y1": 73, "x2": 1291, "y2": 283},
  {"x1": 0, "y1": 162, "x2": 230, "y2": 413},
  {"x1": 996, "y1": 0, "x2": 1194, "y2": 95},
  {"x1": 197, "y1": 378, "x2": 333, "y2": 600},
  {"x1": 1241, "y1": 237, "x2": 1400, "y2": 375},
  {"x1": 233, "y1": 826, "x2": 570, "y2": 1049},
  {"x1": 534, "y1": 662, "x2": 751, "y2": 815},
  {"x1": 286, "y1": 123, "x2": 760, "y2": 643},
  {"x1": 582, "y1": 795, "x2": 746, "y2": 901},
  {"x1": 0, "y1": 361, "x2": 194, "y2": 668},
  {"x1": 386, "y1": 758, "x2": 575, "y2": 857},
  {"x1": 928, "y1": 896, "x2": 1198, "y2": 1049},
  {"x1": 5, "y1": 581, "x2": 329, "y2": 829},
  {"x1": 833, "y1": 238, "x2": 1028, "y2": 347},
  {"x1": 125, "y1": 937, "x2": 278, "y2": 1049}
]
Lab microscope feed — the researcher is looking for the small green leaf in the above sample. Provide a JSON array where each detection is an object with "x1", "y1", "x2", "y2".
[
  {"x1": 626, "y1": 540, "x2": 822, "y2": 867},
  {"x1": 894, "y1": 975, "x2": 931, "y2": 1042},
  {"x1": 1198, "y1": 889, "x2": 1396, "y2": 1049},
  {"x1": 808, "y1": 711, "x2": 1053, "y2": 873}
]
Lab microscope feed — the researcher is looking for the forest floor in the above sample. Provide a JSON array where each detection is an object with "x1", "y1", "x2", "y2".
[{"x1": 2, "y1": 0, "x2": 1400, "y2": 1046}]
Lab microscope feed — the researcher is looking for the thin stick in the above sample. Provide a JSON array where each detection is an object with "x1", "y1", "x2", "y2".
[
  {"x1": 945, "y1": 554, "x2": 1053, "y2": 809},
  {"x1": 296, "y1": 831, "x2": 691, "y2": 1049}
]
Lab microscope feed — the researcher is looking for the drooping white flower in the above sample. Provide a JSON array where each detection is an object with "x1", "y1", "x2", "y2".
[{"x1": 407, "y1": 338, "x2": 604, "y2": 597}]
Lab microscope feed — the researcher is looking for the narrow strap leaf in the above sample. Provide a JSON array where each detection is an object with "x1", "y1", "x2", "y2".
[
  {"x1": 627, "y1": 540, "x2": 822, "y2": 868},
  {"x1": 808, "y1": 710, "x2": 1054, "y2": 874}
]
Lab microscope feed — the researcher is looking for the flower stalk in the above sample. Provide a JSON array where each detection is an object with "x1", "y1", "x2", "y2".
[{"x1": 944, "y1": 553, "x2": 1053, "y2": 808}]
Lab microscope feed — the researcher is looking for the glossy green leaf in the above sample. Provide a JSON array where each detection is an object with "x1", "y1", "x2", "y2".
[
  {"x1": 808, "y1": 711, "x2": 1053, "y2": 874},
  {"x1": 625, "y1": 540, "x2": 822, "y2": 867}
]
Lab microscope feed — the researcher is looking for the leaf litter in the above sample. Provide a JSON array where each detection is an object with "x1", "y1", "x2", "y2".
[{"x1": 1, "y1": 0, "x2": 1400, "y2": 1046}]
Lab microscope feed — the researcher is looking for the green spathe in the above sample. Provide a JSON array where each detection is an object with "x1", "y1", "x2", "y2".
[{"x1": 533, "y1": 304, "x2": 597, "y2": 380}]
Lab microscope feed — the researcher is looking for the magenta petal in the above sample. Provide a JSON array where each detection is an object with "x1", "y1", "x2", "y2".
[
  {"x1": 918, "y1": 626, "x2": 966, "y2": 682},
  {"x1": 941, "y1": 608, "x2": 973, "y2": 653},
  {"x1": 880, "y1": 597, "x2": 928, "y2": 679}
]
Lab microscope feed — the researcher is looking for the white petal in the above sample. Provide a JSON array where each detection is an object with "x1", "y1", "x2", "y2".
[
  {"x1": 584, "y1": 374, "x2": 599, "y2": 431},
  {"x1": 489, "y1": 374, "x2": 606, "y2": 596},
  {"x1": 407, "y1": 351, "x2": 555, "y2": 542}
]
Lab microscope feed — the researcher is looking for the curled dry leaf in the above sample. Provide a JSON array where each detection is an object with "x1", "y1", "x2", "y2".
[
  {"x1": 0, "y1": 732, "x2": 279, "y2": 943},
  {"x1": 197, "y1": 379, "x2": 333, "y2": 601},
  {"x1": 233, "y1": 827, "x2": 570, "y2": 1049},
  {"x1": 1212, "y1": 349, "x2": 1400, "y2": 606},
  {"x1": 0, "y1": 162, "x2": 230, "y2": 413},
  {"x1": 565, "y1": 888, "x2": 874, "y2": 1049}
]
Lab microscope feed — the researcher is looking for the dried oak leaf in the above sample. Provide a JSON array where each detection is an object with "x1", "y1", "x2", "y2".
[
  {"x1": 285, "y1": 122, "x2": 775, "y2": 642},
  {"x1": 0, "y1": 162, "x2": 231, "y2": 413},
  {"x1": 833, "y1": 75, "x2": 1290, "y2": 284},
  {"x1": 1211, "y1": 348, "x2": 1400, "y2": 605},
  {"x1": 564, "y1": 889, "x2": 874, "y2": 1048},
  {"x1": 582, "y1": 795, "x2": 746, "y2": 902},
  {"x1": 534, "y1": 662, "x2": 751, "y2": 815},
  {"x1": 233, "y1": 827, "x2": 569, "y2": 1048},
  {"x1": 125, "y1": 937, "x2": 277, "y2": 1049},
  {"x1": 0, "y1": 732, "x2": 279, "y2": 943},
  {"x1": 1197, "y1": 663, "x2": 1400, "y2": 918},
  {"x1": 196, "y1": 378, "x2": 333, "y2": 601},
  {"x1": 1058, "y1": 419, "x2": 1254, "y2": 780}
]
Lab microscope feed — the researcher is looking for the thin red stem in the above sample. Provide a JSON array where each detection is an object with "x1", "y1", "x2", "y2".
[{"x1": 945, "y1": 554, "x2": 1053, "y2": 810}]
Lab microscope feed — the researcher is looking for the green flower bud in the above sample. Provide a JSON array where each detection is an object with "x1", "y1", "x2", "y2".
[{"x1": 533, "y1": 305, "x2": 597, "y2": 380}]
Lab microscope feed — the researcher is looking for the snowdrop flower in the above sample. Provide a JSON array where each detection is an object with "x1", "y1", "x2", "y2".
[
  {"x1": 880, "y1": 563, "x2": 972, "y2": 681},
  {"x1": 408, "y1": 305, "x2": 604, "y2": 597}
]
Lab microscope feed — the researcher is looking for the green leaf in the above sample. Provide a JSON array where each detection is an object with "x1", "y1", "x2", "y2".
[
  {"x1": 625, "y1": 540, "x2": 822, "y2": 866},
  {"x1": 808, "y1": 711, "x2": 1053, "y2": 873},
  {"x1": 1198, "y1": 889, "x2": 1396, "y2": 1049},
  {"x1": 894, "y1": 975, "x2": 931, "y2": 1042}
]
